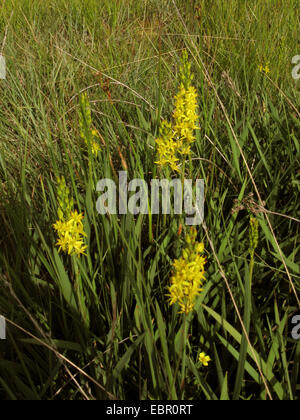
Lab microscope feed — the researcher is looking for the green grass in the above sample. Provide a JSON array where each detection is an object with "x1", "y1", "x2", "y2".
[{"x1": 0, "y1": 0, "x2": 299, "y2": 400}]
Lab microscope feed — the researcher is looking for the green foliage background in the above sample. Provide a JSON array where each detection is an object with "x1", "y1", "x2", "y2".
[{"x1": 0, "y1": 0, "x2": 299, "y2": 400}]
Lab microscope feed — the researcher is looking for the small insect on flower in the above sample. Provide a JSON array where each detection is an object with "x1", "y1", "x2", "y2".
[{"x1": 198, "y1": 352, "x2": 211, "y2": 367}]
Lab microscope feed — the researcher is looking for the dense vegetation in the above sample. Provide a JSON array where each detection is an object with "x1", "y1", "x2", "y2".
[{"x1": 0, "y1": 0, "x2": 299, "y2": 400}]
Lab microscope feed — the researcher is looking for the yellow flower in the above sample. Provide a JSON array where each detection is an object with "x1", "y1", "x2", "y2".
[
  {"x1": 195, "y1": 242, "x2": 204, "y2": 254},
  {"x1": 53, "y1": 219, "x2": 67, "y2": 233},
  {"x1": 90, "y1": 130, "x2": 101, "y2": 155},
  {"x1": 167, "y1": 228, "x2": 207, "y2": 314},
  {"x1": 155, "y1": 52, "x2": 199, "y2": 173},
  {"x1": 70, "y1": 210, "x2": 84, "y2": 225},
  {"x1": 56, "y1": 233, "x2": 70, "y2": 253},
  {"x1": 79, "y1": 93, "x2": 101, "y2": 155},
  {"x1": 91, "y1": 140, "x2": 101, "y2": 155},
  {"x1": 53, "y1": 180, "x2": 88, "y2": 257},
  {"x1": 54, "y1": 214, "x2": 88, "y2": 257},
  {"x1": 155, "y1": 120, "x2": 181, "y2": 172},
  {"x1": 258, "y1": 62, "x2": 270, "y2": 74},
  {"x1": 264, "y1": 63, "x2": 270, "y2": 74},
  {"x1": 66, "y1": 235, "x2": 88, "y2": 256},
  {"x1": 173, "y1": 84, "x2": 199, "y2": 148},
  {"x1": 199, "y1": 352, "x2": 211, "y2": 367}
]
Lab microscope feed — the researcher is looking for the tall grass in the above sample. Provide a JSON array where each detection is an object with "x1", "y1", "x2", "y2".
[{"x1": 0, "y1": 0, "x2": 299, "y2": 400}]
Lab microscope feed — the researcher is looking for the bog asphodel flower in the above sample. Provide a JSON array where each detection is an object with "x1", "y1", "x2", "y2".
[
  {"x1": 79, "y1": 93, "x2": 101, "y2": 155},
  {"x1": 199, "y1": 352, "x2": 211, "y2": 367},
  {"x1": 258, "y1": 62, "x2": 270, "y2": 74},
  {"x1": 53, "y1": 177, "x2": 88, "y2": 257},
  {"x1": 155, "y1": 51, "x2": 199, "y2": 173},
  {"x1": 167, "y1": 228, "x2": 207, "y2": 314},
  {"x1": 173, "y1": 83, "x2": 199, "y2": 150},
  {"x1": 53, "y1": 211, "x2": 88, "y2": 257},
  {"x1": 155, "y1": 120, "x2": 180, "y2": 172}
]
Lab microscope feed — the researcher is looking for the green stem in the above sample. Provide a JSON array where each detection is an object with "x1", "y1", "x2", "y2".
[
  {"x1": 249, "y1": 251, "x2": 255, "y2": 289},
  {"x1": 73, "y1": 257, "x2": 88, "y2": 326},
  {"x1": 233, "y1": 253, "x2": 253, "y2": 399},
  {"x1": 180, "y1": 313, "x2": 188, "y2": 399}
]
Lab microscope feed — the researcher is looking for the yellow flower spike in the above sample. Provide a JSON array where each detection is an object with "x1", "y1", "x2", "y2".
[
  {"x1": 155, "y1": 120, "x2": 181, "y2": 172},
  {"x1": 167, "y1": 229, "x2": 207, "y2": 315},
  {"x1": 53, "y1": 181, "x2": 88, "y2": 258},
  {"x1": 79, "y1": 94, "x2": 101, "y2": 155},
  {"x1": 155, "y1": 52, "x2": 199, "y2": 173},
  {"x1": 258, "y1": 62, "x2": 270, "y2": 75},
  {"x1": 195, "y1": 243, "x2": 204, "y2": 254},
  {"x1": 56, "y1": 176, "x2": 74, "y2": 221},
  {"x1": 173, "y1": 84, "x2": 199, "y2": 152},
  {"x1": 199, "y1": 352, "x2": 211, "y2": 367},
  {"x1": 264, "y1": 63, "x2": 270, "y2": 74}
]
